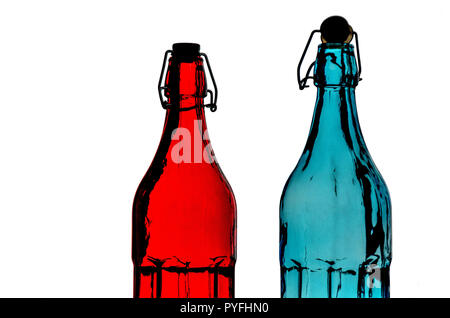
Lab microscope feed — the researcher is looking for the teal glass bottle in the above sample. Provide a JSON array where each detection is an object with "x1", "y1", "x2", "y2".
[{"x1": 279, "y1": 17, "x2": 392, "y2": 298}]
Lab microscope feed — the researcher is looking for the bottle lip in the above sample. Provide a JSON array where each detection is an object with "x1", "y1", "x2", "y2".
[{"x1": 318, "y1": 43, "x2": 354, "y2": 49}]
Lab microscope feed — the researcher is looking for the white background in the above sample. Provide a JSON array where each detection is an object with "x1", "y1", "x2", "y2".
[{"x1": 0, "y1": 0, "x2": 449, "y2": 298}]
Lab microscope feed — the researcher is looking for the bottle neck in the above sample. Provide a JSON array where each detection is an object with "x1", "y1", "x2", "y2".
[
  {"x1": 306, "y1": 86, "x2": 365, "y2": 154},
  {"x1": 303, "y1": 43, "x2": 367, "y2": 158},
  {"x1": 314, "y1": 43, "x2": 359, "y2": 88},
  {"x1": 158, "y1": 57, "x2": 213, "y2": 164},
  {"x1": 165, "y1": 56, "x2": 206, "y2": 111}
]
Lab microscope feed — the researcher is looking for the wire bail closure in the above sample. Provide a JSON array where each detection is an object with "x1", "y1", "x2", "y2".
[
  {"x1": 158, "y1": 50, "x2": 218, "y2": 112},
  {"x1": 297, "y1": 29, "x2": 363, "y2": 90}
]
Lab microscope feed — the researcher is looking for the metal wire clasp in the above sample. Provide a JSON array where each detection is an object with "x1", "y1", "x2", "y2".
[
  {"x1": 158, "y1": 50, "x2": 218, "y2": 112},
  {"x1": 297, "y1": 30, "x2": 363, "y2": 90}
]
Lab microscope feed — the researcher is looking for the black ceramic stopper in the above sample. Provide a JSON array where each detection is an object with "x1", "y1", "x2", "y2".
[
  {"x1": 172, "y1": 43, "x2": 200, "y2": 61},
  {"x1": 320, "y1": 16, "x2": 352, "y2": 43}
]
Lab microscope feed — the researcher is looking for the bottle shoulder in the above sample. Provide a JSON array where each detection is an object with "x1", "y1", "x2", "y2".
[
  {"x1": 132, "y1": 157, "x2": 237, "y2": 267},
  {"x1": 280, "y1": 147, "x2": 391, "y2": 211},
  {"x1": 279, "y1": 150, "x2": 392, "y2": 268},
  {"x1": 134, "y1": 159, "x2": 236, "y2": 210}
]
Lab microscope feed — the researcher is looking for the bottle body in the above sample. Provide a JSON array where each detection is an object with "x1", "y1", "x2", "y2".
[
  {"x1": 133, "y1": 46, "x2": 236, "y2": 298},
  {"x1": 280, "y1": 44, "x2": 392, "y2": 298}
]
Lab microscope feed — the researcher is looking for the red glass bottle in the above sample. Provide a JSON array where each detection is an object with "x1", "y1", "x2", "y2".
[{"x1": 132, "y1": 43, "x2": 237, "y2": 298}]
